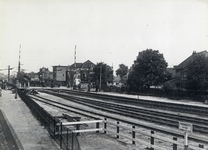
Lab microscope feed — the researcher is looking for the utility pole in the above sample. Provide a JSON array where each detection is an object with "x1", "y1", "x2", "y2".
[
  {"x1": 99, "y1": 64, "x2": 102, "y2": 91},
  {"x1": 74, "y1": 45, "x2": 76, "y2": 68},
  {"x1": 7, "y1": 65, "x2": 14, "y2": 83},
  {"x1": 18, "y1": 44, "x2": 21, "y2": 75},
  {"x1": 8, "y1": 65, "x2": 10, "y2": 83}
]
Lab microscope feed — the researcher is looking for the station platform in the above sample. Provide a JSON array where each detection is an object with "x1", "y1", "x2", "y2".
[
  {"x1": 98, "y1": 91, "x2": 208, "y2": 108},
  {"x1": 0, "y1": 90, "x2": 60, "y2": 150}
]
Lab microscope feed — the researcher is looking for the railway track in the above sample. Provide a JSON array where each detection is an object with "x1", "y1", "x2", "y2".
[
  {"x1": 40, "y1": 90, "x2": 208, "y2": 134},
  {"x1": 46, "y1": 89, "x2": 208, "y2": 117},
  {"x1": 28, "y1": 90, "x2": 208, "y2": 144}
]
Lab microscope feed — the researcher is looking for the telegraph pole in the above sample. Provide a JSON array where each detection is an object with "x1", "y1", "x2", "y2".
[
  {"x1": 99, "y1": 64, "x2": 102, "y2": 91},
  {"x1": 18, "y1": 44, "x2": 21, "y2": 75},
  {"x1": 74, "y1": 45, "x2": 76, "y2": 68},
  {"x1": 7, "y1": 65, "x2": 14, "y2": 83},
  {"x1": 8, "y1": 65, "x2": 10, "y2": 83}
]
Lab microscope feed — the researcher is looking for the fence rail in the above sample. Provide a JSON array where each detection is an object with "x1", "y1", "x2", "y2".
[{"x1": 103, "y1": 118, "x2": 207, "y2": 150}]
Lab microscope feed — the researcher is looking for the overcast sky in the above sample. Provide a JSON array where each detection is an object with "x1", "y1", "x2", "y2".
[{"x1": 1, "y1": 0, "x2": 208, "y2": 74}]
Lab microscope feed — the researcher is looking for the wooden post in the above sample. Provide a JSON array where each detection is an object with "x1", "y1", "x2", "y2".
[
  {"x1": 132, "y1": 126, "x2": 135, "y2": 145},
  {"x1": 173, "y1": 137, "x2": 177, "y2": 150},
  {"x1": 53, "y1": 118, "x2": 56, "y2": 138},
  {"x1": 104, "y1": 118, "x2": 107, "y2": 134},
  {"x1": 184, "y1": 132, "x2": 188, "y2": 150},
  {"x1": 96, "y1": 122, "x2": 99, "y2": 133},
  {"x1": 60, "y1": 122, "x2": 62, "y2": 149},
  {"x1": 67, "y1": 128, "x2": 69, "y2": 149},
  {"x1": 72, "y1": 132, "x2": 74, "y2": 150},
  {"x1": 199, "y1": 144, "x2": 204, "y2": 148},
  {"x1": 117, "y1": 121, "x2": 119, "y2": 139},
  {"x1": 76, "y1": 124, "x2": 80, "y2": 136},
  {"x1": 151, "y1": 130, "x2": 154, "y2": 150}
]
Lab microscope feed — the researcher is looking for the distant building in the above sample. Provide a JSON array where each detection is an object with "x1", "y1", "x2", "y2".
[
  {"x1": 67, "y1": 60, "x2": 95, "y2": 87},
  {"x1": 113, "y1": 74, "x2": 128, "y2": 87},
  {"x1": 52, "y1": 60, "x2": 114, "y2": 88},
  {"x1": 26, "y1": 72, "x2": 39, "y2": 86},
  {"x1": 52, "y1": 66, "x2": 68, "y2": 86},
  {"x1": 167, "y1": 50, "x2": 208, "y2": 88},
  {"x1": 38, "y1": 67, "x2": 53, "y2": 82},
  {"x1": 167, "y1": 68, "x2": 177, "y2": 78},
  {"x1": 174, "y1": 50, "x2": 208, "y2": 79}
]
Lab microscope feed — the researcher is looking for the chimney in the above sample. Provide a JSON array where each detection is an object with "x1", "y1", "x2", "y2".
[{"x1": 192, "y1": 51, "x2": 196, "y2": 55}]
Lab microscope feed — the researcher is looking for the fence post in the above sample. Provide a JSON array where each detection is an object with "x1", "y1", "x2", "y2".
[
  {"x1": 104, "y1": 118, "x2": 107, "y2": 134},
  {"x1": 60, "y1": 122, "x2": 62, "y2": 149},
  {"x1": 76, "y1": 124, "x2": 80, "y2": 136},
  {"x1": 72, "y1": 132, "x2": 74, "y2": 150},
  {"x1": 151, "y1": 130, "x2": 154, "y2": 150},
  {"x1": 117, "y1": 121, "x2": 119, "y2": 139},
  {"x1": 184, "y1": 132, "x2": 188, "y2": 150},
  {"x1": 173, "y1": 137, "x2": 177, "y2": 150},
  {"x1": 53, "y1": 118, "x2": 56, "y2": 138},
  {"x1": 96, "y1": 122, "x2": 100, "y2": 133},
  {"x1": 199, "y1": 144, "x2": 204, "y2": 148},
  {"x1": 132, "y1": 126, "x2": 135, "y2": 145},
  {"x1": 67, "y1": 128, "x2": 69, "y2": 149}
]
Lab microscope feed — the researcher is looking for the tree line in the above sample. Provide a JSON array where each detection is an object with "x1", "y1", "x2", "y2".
[
  {"x1": 8, "y1": 49, "x2": 208, "y2": 93},
  {"x1": 110, "y1": 49, "x2": 208, "y2": 92}
]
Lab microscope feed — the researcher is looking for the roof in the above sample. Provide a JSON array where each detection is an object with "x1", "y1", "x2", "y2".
[
  {"x1": 52, "y1": 65, "x2": 69, "y2": 68},
  {"x1": 80, "y1": 60, "x2": 95, "y2": 68},
  {"x1": 69, "y1": 63, "x2": 83, "y2": 69},
  {"x1": 175, "y1": 50, "x2": 208, "y2": 70},
  {"x1": 69, "y1": 60, "x2": 95, "y2": 69},
  {"x1": 113, "y1": 75, "x2": 121, "y2": 82}
]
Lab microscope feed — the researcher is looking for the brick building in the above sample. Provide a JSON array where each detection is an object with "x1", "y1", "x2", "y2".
[
  {"x1": 67, "y1": 60, "x2": 95, "y2": 87},
  {"x1": 52, "y1": 65, "x2": 68, "y2": 86}
]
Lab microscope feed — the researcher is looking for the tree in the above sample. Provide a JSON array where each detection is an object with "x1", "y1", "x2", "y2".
[
  {"x1": 127, "y1": 49, "x2": 170, "y2": 90},
  {"x1": 116, "y1": 64, "x2": 128, "y2": 78},
  {"x1": 17, "y1": 71, "x2": 27, "y2": 81},
  {"x1": 185, "y1": 54, "x2": 208, "y2": 91},
  {"x1": 92, "y1": 62, "x2": 113, "y2": 89}
]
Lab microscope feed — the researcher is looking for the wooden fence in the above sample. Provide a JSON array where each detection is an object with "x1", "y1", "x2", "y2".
[
  {"x1": 58, "y1": 118, "x2": 207, "y2": 150},
  {"x1": 102, "y1": 118, "x2": 207, "y2": 150}
]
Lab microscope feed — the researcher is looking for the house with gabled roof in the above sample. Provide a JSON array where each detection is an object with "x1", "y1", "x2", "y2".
[
  {"x1": 67, "y1": 60, "x2": 95, "y2": 87},
  {"x1": 167, "y1": 50, "x2": 208, "y2": 89},
  {"x1": 174, "y1": 50, "x2": 208, "y2": 79}
]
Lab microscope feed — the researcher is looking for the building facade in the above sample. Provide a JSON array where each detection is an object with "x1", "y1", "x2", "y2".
[
  {"x1": 167, "y1": 50, "x2": 208, "y2": 89},
  {"x1": 52, "y1": 65, "x2": 68, "y2": 86},
  {"x1": 67, "y1": 60, "x2": 95, "y2": 87}
]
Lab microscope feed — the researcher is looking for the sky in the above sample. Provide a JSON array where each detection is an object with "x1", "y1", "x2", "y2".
[{"x1": 0, "y1": 0, "x2": 208, "y2": 75}]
